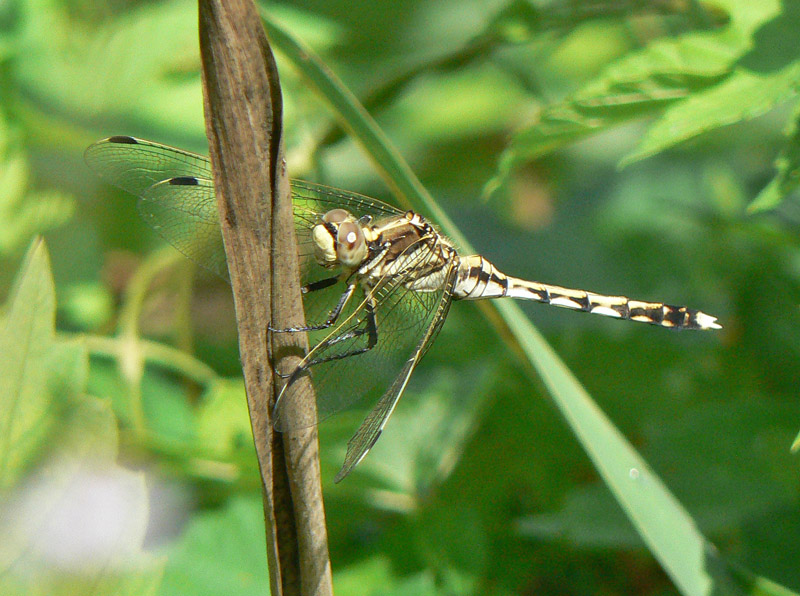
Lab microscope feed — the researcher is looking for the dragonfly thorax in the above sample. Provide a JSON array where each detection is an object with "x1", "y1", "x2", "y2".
[{"x1": 312, "y1": 208, "x2": 369, "y2": 268}]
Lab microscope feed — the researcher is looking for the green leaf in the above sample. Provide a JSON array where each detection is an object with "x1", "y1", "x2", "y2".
[
  {"x1": 749, "y1": 97, "x2": 800, "y2": 212},
  {"x1": 490, "y1": 0, "x2": 780, "y2": 189},
  {"x1": 626, "y1": 1, "x2": 800, "y2": 167},
  {"x1": 0, "y1": 239, "x2": 67, "y2": 487},
  {"x1": 0, "y1": 240, "x2": 163, "y2": 595},
  {"x1": 158, "y1": 496, "x2": 269, "y2": 596},
  {"x1": 624, "y1": 62, "x2": 800, "y2": 165}
]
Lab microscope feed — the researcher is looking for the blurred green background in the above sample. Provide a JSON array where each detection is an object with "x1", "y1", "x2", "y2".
[{"x1": 2, "y1": 0, "x2": 800, "y2": 594}]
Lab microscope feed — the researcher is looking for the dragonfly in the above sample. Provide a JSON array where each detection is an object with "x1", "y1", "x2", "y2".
[{"x1": 85, "y1": 136, "x2": 721, "y2": 482}]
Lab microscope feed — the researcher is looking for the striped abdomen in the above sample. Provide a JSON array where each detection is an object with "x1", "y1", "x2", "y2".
[{"x1": 453, "y1": 255, "x2": 720, "y2": 330}]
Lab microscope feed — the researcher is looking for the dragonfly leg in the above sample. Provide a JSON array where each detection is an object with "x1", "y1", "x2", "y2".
[
  {"x1": 269, "y1": 280, "x2": 356, "y2": 333},
  {"x1": 281, "y1": 297, "x2": 378, "y2": 387},
  {"x1": 303, "y1": 276, "x2": 339, "y2": 294}
]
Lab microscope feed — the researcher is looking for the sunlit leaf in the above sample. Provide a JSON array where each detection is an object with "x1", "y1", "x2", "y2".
[
  {"x1": 490, "y1": 0, "x2": 780, "y2": 189},
  {"x1": 0, "y1": 240, "x2": 72, "y2": 487},
  {"x1": 0, "y1": 240, "x2": 163, "y2": 594},
  {"x1": 624, "y1": 62, "x2": 800, "y2": 165}
]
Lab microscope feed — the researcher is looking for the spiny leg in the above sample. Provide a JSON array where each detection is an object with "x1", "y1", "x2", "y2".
[
  {"x1": 269, "y1": 277, "x2": 356, "y2": 380},
  {"x1": 269, "y1": 278, "x2": 355, "y2": 333},
  {"x1": 280, "y1": 296, "x2": 379, "y2": 389}
]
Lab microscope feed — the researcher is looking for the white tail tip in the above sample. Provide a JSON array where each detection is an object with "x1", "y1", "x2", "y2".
[{"x1": 695, "y1": 312, "x2": 722, "y2": 330}]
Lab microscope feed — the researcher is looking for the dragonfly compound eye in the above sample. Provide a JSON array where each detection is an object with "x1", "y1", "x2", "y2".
[
  {"x1": 336, "y1": 221, "x2": 367, "y2": 267},
  {"x1": 322, "y1": 208, "x2": 352, "y2": 224}
]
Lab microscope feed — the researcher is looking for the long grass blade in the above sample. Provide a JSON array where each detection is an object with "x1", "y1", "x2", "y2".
[{"x1": 261, "y1": 12, "x2": 797, "y2": 596}]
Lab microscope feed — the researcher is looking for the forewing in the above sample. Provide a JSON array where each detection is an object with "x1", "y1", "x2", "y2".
[
  {"x1": 140, "y1": 178, "x2": 229, "y2": 281},
  {"x1": 86, "y1": 139, "x2": 404, "y2": 289},
  {"x1": 84, "y1": 136, "x2": 212, "y2": 196},
  {"x1": 85, "y1": 136, "x2": 226, "y2": 279}
]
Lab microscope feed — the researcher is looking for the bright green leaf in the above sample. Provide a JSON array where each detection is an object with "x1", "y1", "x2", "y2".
[
  {"x1": 0, "y1": 239, "x2": 63, "y2": 487},
  {"x1": 625, "y1": 63, "x2": 800, "y2": 165},
  {"x1": 0, "y1": 240, "x2": 163, "y2": 594},
  {"x1": 158, "y1": 496, "x2": 269, "y2": 596},
  {"x1": 490, "y1": 0, "x2": 780, "y2": 189}
]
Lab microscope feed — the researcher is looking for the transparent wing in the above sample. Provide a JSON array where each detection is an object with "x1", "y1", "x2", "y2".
[
  {"x1": 85, "y1": 136, "x2": 227, "y2": 279},
  {"x1": 84, "y1": 136, "x2": 212, "y2": 195},
  {"x1": 141, "y1": 178, "x2": 229, "y2": 281},
  {"x1": 334, "y1": 263, "x2": 458, "y2": 482}
]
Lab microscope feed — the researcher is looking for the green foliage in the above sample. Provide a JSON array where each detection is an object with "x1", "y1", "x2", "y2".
[
  {"x1": 159, "y1": 496, "x2": 269, "y2": 596},
  {"x1": 2, "y1": 0, "x2": 800, "y2": 595},
  {"x1": 750, "y1": 99, "x2": 800, "y2": 212},
  {"x1": 0, "y1": 119, "x2": 74, "y2": 257},
  {"x1": 490, "y1": 0, "x2": 800, "y2": 213},
  {"x1": 0, "y1": 241, "x2": 163, "y2": 595}
]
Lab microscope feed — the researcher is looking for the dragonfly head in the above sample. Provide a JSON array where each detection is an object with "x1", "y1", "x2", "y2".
[{"x1": 312, "y1": 209, "x2": 368, "y2": 268}]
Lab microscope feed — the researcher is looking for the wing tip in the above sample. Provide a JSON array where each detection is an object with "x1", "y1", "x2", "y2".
[
  {"x1": 106, "y1": 135, "x2": 139, "y2": 145},
  {"x1": 334, "y1": 429, "x2": 382, "y2": 483}
]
